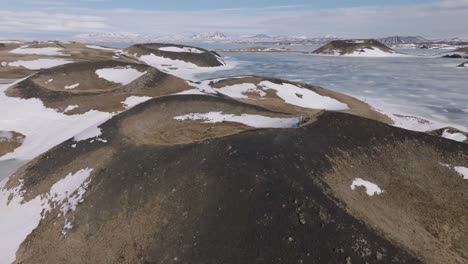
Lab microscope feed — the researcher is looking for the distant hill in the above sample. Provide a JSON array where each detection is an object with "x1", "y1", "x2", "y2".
[
  {"x1": 378, "y1": 36, "x2": 429, "y2": 45},
  {"x1": 313, "y1": 39, "x2": 401, "y2": 57}
]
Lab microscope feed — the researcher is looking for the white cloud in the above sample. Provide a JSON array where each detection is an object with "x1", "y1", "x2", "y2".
[
  {"x1": 0, "y1": 10, "x2": 109, "y2": 34},
  {"x1": 0, "y1": 0, "x2": 467, "y2": 39}
]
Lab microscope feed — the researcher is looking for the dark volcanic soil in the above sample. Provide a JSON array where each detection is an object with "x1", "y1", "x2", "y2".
[{"x1": 9, "y1": 94, "x2": 468, "y2": 264}]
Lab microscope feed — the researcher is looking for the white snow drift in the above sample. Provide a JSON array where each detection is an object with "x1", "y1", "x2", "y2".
[
  {"x1": 442, "y1": 129, "x2": 467, "y2": 142},
  {"x1": 0, "y1": 79, "x2": 113, "y2": 161},
  {"x1": 345, "y1": 47, "x2": 404, "y2": 57},
  {"x1": 135, "y1": 52, "x2": 231, "y2": 80},
  {"x1": 159, "y1": 46, "x2": 204, "y2": 53},
  {"x1": 8, "y1": 59, "x2": 73, "y2": 70},
  {"x1": 174, "y1": 112, "x2": 303, "y2": 128},
  {"x1": 64, "y1": 83, "x2": 80, "y2": 90},
  {"x1": 95, "y1": 66, "x2": 147, "y2": 85},
  {"x1": 216, "y1": 83, "x2": 266, "y2": 99},
  {"x1": 0, "y1": 168, "x2": 93, "y2": 264},
  {"x1": 121, "y1": 96, "x2": 152, "y2": 109},
  {"x1": 454, "y1": 166, "x2": 468, "y2": 180},
  {"x1": 85, "y1": 45, "x2": 119, "y2": 51},
  {"x1": 259, "y1": 81, "x2": 349, "y2": 110},
  {"x1": 9, "y1": 46, "x2": 66, "y2": 56},
  {"x1": 350, "y1": 178, "x2": 384, "y2": 196}
]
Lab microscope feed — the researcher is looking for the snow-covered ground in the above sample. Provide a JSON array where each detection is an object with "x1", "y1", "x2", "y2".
[
  {"x1": 64, "y1": 83, "x2": 80, "y2": 89},
  {"x1": 95, "y1": 66, "x2": 147, "y2": 85},
  {"x1": 215, "y1": 83, "x2": 266, "y2": 99},
  {"x1": 455, "y1": 166, "x2": 468, "y2": 180},
  {"x1": 132, "y1": 52, "x2": 234, "y2": 80},
  {"x1": 0, "y1": 79, "x2": 113, "y2": 161},
  {"x1": 159, "y1": 46, "x2": 204, "y2": 53},
  {"x1": 259, "y1": 81, "x2": 349, "y2": 110},
  {"x1": 121, "y1": 96, "x2": 152, "y2": 109},
  {"x1": 85, "y1": 45, "x2": 119, "y2": 51},
  {"x1": 174, "y1": 112, "x2": 304, "y2": 128},
  {"x1": 7, "y1": 59, "x2": 73, "y2": 70},
  {"x1": 0, "y1": 167, "x2": 93, "y2": 264},
  {"x1": 442, "y1": 129, "x2": 467, "y2": 142},
  {"x1": 345, "y1": 47, "x2": 405, "y2": 57},
  {"x1": 9, "y1": 46, "x2": 66, "y2": 56}
]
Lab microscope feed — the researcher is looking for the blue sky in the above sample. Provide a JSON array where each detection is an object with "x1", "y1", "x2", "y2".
[{"x1": 1, "y1": 0, "x2": 467, "y2": 39}]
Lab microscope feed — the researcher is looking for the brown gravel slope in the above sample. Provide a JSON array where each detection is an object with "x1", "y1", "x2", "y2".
[{"x1": 5, "y1": 94, "x2": 467, "y2": 264}]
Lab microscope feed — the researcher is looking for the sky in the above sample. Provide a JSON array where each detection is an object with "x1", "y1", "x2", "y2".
[{"x1": 1, "y1": 0, "x2": 468, "y2": 40}]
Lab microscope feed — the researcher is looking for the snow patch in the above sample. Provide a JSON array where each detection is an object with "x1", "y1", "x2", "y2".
[
  {"x1": 0, "y1": 79, "x2": 113, "y2": 161},
  {"x1": 121, "y1": 96, "x2": 152, "y2": 109},
  {"x1": 136, "y1": 53, "x2": 233, "y2": 80},
  {"x1": 64, "y1": 105, "x2": 79, "y2": 113},
  {"x1": 442, "y1": 129, "x2": 467, "y2": 142},
  {"x1": 64, "y1": 83, "x2": 80, "y2": 90},
  {"x1": 95, "y1": 66, "x2": 146, "y2": 85},
  {"x1": 8, "y1": 59, "x2": 73, "y2": 70},
  {"x1": 345, "y1": 47, "x2": 404, "y2": 57},
  {"x1": 9, "y1": 46, "x2": 66, "y2": 56},
  {"x1": 159, "y1": 46, "x2": 204, "y2": 53},
  {"x1": 350, "y1": 178, "x2": 384, "y2": 196},
  {"x1": 174, "y1": 112, "x2": 303, "y2": 128},
  {"x1": 454, "y1": 166, "x2": 468, "y2": 180},
  {"x1": 216, "y1": 83, "x2": 266, "y2": 99},
  {"x1": 85, "y1": 45, "x2": 119, "y2": 51},
  {"x1": 73, "y1": 122, "x2": 103, "y2": 142},
  {"x1": 0, "y1": 168, "x2": 93, "y2": 264},
  {"x1": 259, "y1": 81, "x2": 349, "y2": 110},
  {"x1": 175, "y1": 89, "x2": 206, "y2": 95}
]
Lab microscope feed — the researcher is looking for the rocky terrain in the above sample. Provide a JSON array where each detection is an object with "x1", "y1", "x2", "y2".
[
  {"x1": 312, "y1": 39, "x2": 402, "y2": 57},
  {"x1": 0, "y1": 42, "x2": 467, "y2": 264}
]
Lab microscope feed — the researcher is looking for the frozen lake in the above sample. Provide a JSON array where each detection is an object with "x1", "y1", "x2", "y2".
[{"x1": 186, "y1": 43, "x2": 468, "y2": 130}]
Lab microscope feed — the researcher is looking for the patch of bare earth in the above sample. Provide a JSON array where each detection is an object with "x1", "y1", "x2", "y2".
[
  {"x1": 0, "y1": 131, "x2": 25, "y2": 157},
  {"x1": 325, "y1": 141, "x2": 468, "y2": 264}
]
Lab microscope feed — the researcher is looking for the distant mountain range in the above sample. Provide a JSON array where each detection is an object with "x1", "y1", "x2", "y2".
[
  {"x1": 73, "y1": 32, "x2": 467, "y2": 46},
  {"x1": 73, "y1": 32, "x2": 343, "y2": 44},
  {"x1": 377, "y1": 36, "x2": 429, "y2": 45}
]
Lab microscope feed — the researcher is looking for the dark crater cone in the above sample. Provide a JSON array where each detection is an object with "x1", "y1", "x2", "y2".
[
  {"x1": 313, "y1": 39, "x2": 395, "y2": 55},
  {"x1": 125, "y1": 43, "x2": 225, "y2": 67},
  {"x1": 5, "y1": 60, "x2": 192, "y2": 114},
  {"x1": 8, "y1": 94, "x2": 468, "y2": 264}
]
